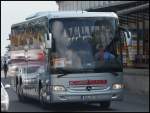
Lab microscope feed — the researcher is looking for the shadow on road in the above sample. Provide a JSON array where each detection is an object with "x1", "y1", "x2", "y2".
[
  {"x1": 17, "y1": 97, "x2": 117, "y2": 112},
  {"x1": 1, "y1": 76, "x2": 116, "y2": 112},
  {"x1": 2, "y1": 72, "x2": 149, "y2": 112}
]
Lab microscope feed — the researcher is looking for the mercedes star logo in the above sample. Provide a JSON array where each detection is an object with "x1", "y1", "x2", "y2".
[{"x1": 86, "y1": 86, "x2": 92, "y2": 91}]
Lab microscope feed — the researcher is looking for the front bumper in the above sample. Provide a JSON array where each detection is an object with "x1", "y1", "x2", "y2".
[{"x1": 50, "y1": 89, "x2": 124, "y2": 103}]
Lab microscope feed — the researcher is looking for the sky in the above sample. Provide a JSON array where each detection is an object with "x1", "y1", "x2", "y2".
[{"x1": 1, "y1": 1, "x2": 58, "y2": 56}]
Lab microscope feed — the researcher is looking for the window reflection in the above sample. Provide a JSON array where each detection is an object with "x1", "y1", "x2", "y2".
[{"x1": 50, "y1": 18, "x2": 122, "y2": 71}]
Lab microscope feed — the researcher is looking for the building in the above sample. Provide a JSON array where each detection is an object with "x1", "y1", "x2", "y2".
[
  {"x1": 56, "y1": 1, "x2": 149, "y2": 69},
  {"x1": 56, "y1": 1, "x2": 149, "y2": 95}
]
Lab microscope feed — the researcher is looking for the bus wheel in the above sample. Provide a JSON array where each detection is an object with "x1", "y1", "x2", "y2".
[
  {"x1": 39, "y1": 88, "x2": 45, "y2": 107},
  {"x1": 39, "y1": 88, "x2": 49, "y2": 109},
  {"x1": 17, "y1": 85, "x2": 26, "y2": 102},
  {"x1": 17, "y1": 85, "x2": 22, "y2": 100},
  {"x1": 16, "y1": 84, "x2": 19, "y2": 95},
  {"x1": 100, "y1": 101, "x2": 111, "y2": 109}
]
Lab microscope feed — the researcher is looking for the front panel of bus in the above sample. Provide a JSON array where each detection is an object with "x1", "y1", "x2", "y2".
[{"x1": 47, "y1": 17, "x2": 124, "y2": 103}]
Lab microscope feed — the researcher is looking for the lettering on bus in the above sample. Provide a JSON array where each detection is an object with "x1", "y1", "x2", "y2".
[{"x1": 69, "y1": 80, "x2": 107, "y2": 86}]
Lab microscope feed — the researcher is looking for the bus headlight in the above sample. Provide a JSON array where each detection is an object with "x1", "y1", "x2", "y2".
[
  {"x1": 52, "y1": 85, "x2": 66, "y2": 91},
  {"x1": 112, "y1": 84, "x2": 124, "y2": 89}
]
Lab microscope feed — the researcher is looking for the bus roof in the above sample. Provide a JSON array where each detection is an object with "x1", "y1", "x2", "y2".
[
  {"x1": 26, "y1": 11, "x2": 118, "y2": 19},
  {"x1": 11, "y1": 11, "x2": 118, "y2": 28}
]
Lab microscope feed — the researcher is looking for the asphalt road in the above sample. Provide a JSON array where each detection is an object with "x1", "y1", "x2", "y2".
[{"x1": 1, "y1": 71, "x2": 149, "y2": 112}]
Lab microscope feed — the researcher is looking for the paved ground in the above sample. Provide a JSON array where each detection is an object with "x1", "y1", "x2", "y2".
[{"x1": 1, "y1": 71, "x2": 149, "y2": 112}]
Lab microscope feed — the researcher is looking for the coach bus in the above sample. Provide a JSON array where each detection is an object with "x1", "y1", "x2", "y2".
[{"x1": 9, "y1": 11, "x2": 131, "y2": 108}]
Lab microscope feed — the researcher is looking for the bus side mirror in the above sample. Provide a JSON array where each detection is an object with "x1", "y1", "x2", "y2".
[
  {"x1": 126, "y1": 31, "x2": 132, "y2": 46},
  {"x1": 124, "y1": 30, "x2": 131, "y2": 39},
  {"x1": 45, "y1": 33, "x2": 52, "y2": 49},
  {"x1": 128, "y1": 31, "x2": 132, "y2": 39},
  {"x1": 119, "y1": 26, "x2": 132, "y2": 46},
  {"x1": 119, "y1": 26, "x2": 131, "y2": 38}
]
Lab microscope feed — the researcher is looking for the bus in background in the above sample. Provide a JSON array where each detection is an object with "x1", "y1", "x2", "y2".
[{"x1": 9, "y1": 11, "x2": 131, "y2": 109}]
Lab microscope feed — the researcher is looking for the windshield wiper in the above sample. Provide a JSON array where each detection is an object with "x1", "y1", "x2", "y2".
[
  {"x1": 57, "y1": 68, "x2": 94, "y2": 78},
  {"x1": 57, "y1": 69, "x2": 69, "y2": 78},
  {"x1": 57, "y1": 73, "x2": 68, "y2": 78}
]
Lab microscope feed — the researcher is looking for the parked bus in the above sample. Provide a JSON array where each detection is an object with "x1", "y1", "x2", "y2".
[{"x1": 10, "y1": 11, "x2": 131, "y2": 108}]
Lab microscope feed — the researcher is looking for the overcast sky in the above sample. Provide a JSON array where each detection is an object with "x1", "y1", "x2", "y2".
[{"x1": 1, "y1": 1, "x2": 58, "y2": 56}]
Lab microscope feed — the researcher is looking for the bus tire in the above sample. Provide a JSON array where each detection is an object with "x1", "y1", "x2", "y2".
[
  {"x1": 15, "y1": 76, "x2": 18, "y2": 91},
  {"x1": 39, "y1": 88, "x2": 46, "y2": 108},
  {"x1": 17, "y1": 84, "x2": 22, "y2": 101},
  {"x1": 100, "y1": 101, "x2": 111, "y2": 109},
  {"x1": 16, "y1": 83, "x2": 19, "y2": 95},
  {"x1": 17, "y1": 84, "x2": 26, "y2": 102},
  {"x1": 39, "y1": 87, "x2": 49, "y2": 109}
]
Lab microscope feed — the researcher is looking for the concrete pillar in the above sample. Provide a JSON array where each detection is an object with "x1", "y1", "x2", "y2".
[
  {"x1": 95, "y1": 1, "x2": 99, "y2": 8},
  {"x1": 98, "y1": 1, "x2": 103, "y2": 8},
  {"x1": 86, "y1": 1, "x2": 90, "y2": 10},
  {"x1": 142, "y1": 14, "x2": 145, "y2": 56},
  {"x1": 78, "y1": 1, "x2": 81, "y2": 10},
  {"x1": 145, "y1": 20, "x2": 149, "y2": 29},
  {"x1": 89, "y1": 1, "x2": 93, "y2": 9}
]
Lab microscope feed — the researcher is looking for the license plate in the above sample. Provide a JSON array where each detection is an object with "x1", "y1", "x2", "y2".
[{"x1": 82, "y1": 95, "x2": 96, "y2": 100}]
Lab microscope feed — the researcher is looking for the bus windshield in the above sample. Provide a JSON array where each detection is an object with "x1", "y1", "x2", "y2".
[{"x1": 50, "y1": 17, "x2": 122, "y2": 73}]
